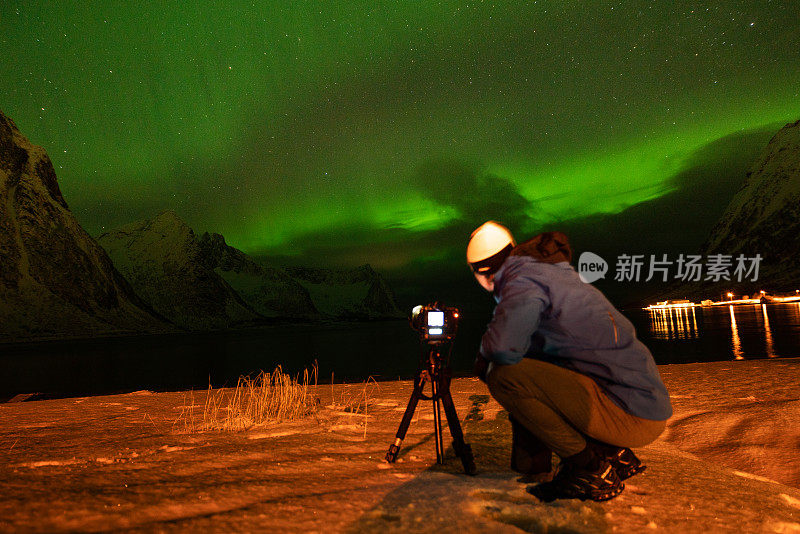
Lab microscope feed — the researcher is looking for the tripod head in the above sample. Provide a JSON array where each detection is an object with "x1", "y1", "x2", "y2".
[{"x1": 410, "y1": 302, "x2": 460, "y2": 344}]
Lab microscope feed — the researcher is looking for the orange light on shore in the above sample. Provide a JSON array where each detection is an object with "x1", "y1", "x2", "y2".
[{"x1": 645, "y1": 289, "x2": 800, "y2": 310}]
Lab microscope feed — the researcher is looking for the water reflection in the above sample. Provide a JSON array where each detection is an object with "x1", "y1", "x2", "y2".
[
  {"x1": 729, "y1": 305, "x2": 743, "y2": 360},
  {"x1": 642, "y1": 302, "x2": 800, "y2": 361},
  {"x1": 761, "y1": 304, "x2": 776, "y2": 358},
  {"x1": 648, "y1": 306, "x2": 699, "y2": 340}
]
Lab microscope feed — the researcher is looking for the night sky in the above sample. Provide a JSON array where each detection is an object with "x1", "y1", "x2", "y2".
[{"x1": 2, "y1": 1, "x2": 799, "y2": 282}]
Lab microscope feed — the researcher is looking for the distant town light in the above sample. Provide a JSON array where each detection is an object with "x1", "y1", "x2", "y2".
[{"x1": 644, "y1": 289, "x2": 800, "y2": 310}]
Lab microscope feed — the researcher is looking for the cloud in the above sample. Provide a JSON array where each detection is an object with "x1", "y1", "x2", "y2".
[
  {"x1": 410, "y1": 159, "x2": 534, "y2": 232},
  {"x1": 259, "y1": 125, "x2": 780, "y2": 309},
  {"x1": 556, "y1": 126, "x2": 779, "y2": 259},
  {"x1": 551, "y1": 125, "x2": 779, "y2": 304},
  {"x1": 251, "y1": 157, "x2": 537, "y2": 270}
]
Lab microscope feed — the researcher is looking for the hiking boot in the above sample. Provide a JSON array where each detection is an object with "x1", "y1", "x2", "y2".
[
  {"x1": 527, "y1": 458, "x2": 624, "y2": 502},
  {"x1": 606, "y1": 447, "x2": 646, "y2": 480}
]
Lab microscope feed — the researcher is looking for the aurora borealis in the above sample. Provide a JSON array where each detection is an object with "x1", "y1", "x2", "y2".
[{"x1": 2, "y1": 1, "x2": 799, "y2": 272}]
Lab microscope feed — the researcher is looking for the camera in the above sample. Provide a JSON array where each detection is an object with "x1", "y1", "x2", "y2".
[{"x1": 410, "y1": 302, "x2": 460, "y2": 343}]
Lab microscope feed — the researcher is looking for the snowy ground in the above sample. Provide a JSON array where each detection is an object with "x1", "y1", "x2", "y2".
[{"x1": 1, "y1": 359, "x2": 800, "y2": 533}]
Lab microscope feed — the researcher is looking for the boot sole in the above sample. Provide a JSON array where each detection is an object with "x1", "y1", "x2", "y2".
[
  {"x1": 617, "y1": 464, "x2": 646, "y2": 481},
  {"x1": 527, "y1": 481, "x2": 625, "y2": 503}
]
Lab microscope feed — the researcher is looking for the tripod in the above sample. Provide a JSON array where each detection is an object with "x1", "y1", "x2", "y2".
[{"x1": 385, "y1": 341, "x2": 477, "y2": 475}]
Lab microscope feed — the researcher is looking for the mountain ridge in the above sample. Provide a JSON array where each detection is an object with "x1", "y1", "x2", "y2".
[
  {"x1": 0, "y1": 110, "x2": 171, "y2": 342},
  {"x1": 97, "y1": 211, "x2": 265, "y2": 331},
  {"x1": 98, "y1": 211, "x2": 404, "y2": 325},
  {"x1": 644, "y1": 118, "x2": 800, "y2": 303}
]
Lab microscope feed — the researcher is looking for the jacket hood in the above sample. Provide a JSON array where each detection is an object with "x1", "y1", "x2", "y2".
[{"x1": 509, "y1": 231, "x2": 572, "y2": 264}]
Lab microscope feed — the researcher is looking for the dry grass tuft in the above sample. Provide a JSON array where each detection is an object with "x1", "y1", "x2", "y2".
[
  {"x1": 327, "y1": 375, "x2": 380, "y2": 415},
  {"x1": 177, "y1": 363, "x2": 319, "y2": 432},
  {"x1": 326, "y1": 376, "x2": 381, "y2": 439}
]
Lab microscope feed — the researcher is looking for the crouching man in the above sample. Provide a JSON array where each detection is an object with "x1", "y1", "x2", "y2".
[{"x1": 468, "y1": 221, "x2": 671, "y2": 502}]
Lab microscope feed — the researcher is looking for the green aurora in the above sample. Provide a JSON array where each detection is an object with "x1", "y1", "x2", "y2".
[{"x1": 1, "y1": 1, "x2": 799, "y2": 269}]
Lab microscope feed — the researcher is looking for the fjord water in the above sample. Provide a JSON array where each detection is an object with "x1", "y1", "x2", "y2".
[
  {"x1": 2, "y1": 303, "x2": 799, "y2": 399},
  {"x1": 636, "y1": 302, "x2": 800, "y2": 364}
]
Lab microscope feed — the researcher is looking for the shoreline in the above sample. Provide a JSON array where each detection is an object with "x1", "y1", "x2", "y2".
[{"x1": 1, "y1": 359, "x2": 799, "y2": 532}]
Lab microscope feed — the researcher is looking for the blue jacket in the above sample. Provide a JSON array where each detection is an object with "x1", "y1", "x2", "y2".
[{"x1": 480, "y1": 255, "x2": 672, "y2": 421}]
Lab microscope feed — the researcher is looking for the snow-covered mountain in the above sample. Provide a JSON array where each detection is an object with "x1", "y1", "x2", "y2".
[
  {"x1": 96, "y1": 211, "x2": 264, "y2": 330},
  {"x1": 98, "y1": 213, "x2": 403, "y2": 325},
  {"x1": 287, "y1": 265, "x2": 403, "y2": 320},
  {"x1": 703, "y1": 118, "x2": 800, "y2": 289},
  {"x1": 203, "y1": 240, "x2": 403, "y2": 320},
  {"x1": 0, "y1": 110, "x2": 170, "y2": 341},
  {"x1": 197, "y1": 232, "x2": 319, "y2": 319}
]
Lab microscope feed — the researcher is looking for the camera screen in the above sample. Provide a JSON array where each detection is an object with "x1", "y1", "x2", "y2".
[{"x1": 427, "y1": 311, "x2": 444, "y2": 327}]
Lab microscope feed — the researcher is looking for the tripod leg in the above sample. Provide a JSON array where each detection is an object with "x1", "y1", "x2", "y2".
[
  {"x1": 385, "y1": 372, "x2": 427, "y2": 463},
  {"x1": 431, "y1": 374, "x2": 445, "y2": 464},
  {"x1": 440, "y1": 373, "x2": 478, "y2": 475}
]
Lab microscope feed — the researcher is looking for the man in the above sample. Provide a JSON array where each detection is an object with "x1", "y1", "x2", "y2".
[{"x1": 468, "y1": 221, "x2": 671, "y2": 502}]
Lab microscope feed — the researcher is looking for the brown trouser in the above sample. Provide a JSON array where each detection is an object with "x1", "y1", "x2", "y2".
[{"x1": 487, "y1": 358, "x2": 666, "y2": 458}]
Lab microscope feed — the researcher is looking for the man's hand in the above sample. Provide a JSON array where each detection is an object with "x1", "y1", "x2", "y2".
[{"x1": 474, "y1": 354, "x2": 489, "y2": 383}]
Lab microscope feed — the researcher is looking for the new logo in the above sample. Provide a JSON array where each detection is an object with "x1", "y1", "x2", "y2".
[{"x1": 578, "y1": 251, "x2": 608, "y2": 284}]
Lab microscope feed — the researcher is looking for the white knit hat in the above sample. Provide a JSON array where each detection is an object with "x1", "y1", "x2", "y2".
[{"x1": 467, "y1": 221, "x2": 515, "y2": 274}]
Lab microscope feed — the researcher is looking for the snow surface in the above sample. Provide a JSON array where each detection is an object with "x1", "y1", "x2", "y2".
[{"x1": 1, "y1": 360, "x2": 800, "y2": 532}]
